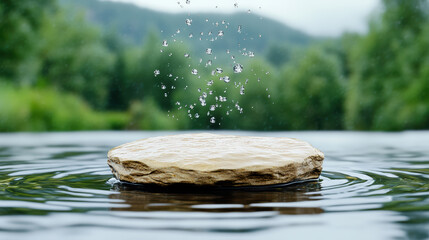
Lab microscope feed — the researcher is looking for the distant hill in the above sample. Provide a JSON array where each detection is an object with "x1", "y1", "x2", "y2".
[{"x1": 60, "y1": 0, "x2": 315, "y2": 56}]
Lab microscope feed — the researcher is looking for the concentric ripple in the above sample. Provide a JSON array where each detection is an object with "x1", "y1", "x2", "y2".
[{"x1": 0, "y1": 131, "x2": 428, "y2": 240}]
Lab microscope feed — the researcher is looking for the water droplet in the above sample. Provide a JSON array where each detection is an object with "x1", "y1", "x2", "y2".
[
  {"x1": 206, "y1": 60, "x2": 212, "y2": 66},
  {"x1": 164, "y1": 93, "x2": 168, "y2": 97},
  {"x1": 186, "y1": 0, "x2": 190, "y2": 4},
  {"x1": 231, "y1": 55, "x2": 235, "y2": 60},
  {"x1": 176, "y1": 29, "x2": 181, "y2": 34},
  {"x1": 216, "y1": 68, "x2": 223, "y2": 74},
  {"x1": 195, "y1": 113, "x2": 200, "y2": 118},
  {"x1": 185, "y1": 18, "x2": 192, "y2": 26},
  {"x1": 191, "y1": 69, "x2": 198, "y2": 75},
  {"x1": 222, "y1": 20, "x2": 226, "y2": 24},
  {"x1": 247, "y1": 9, "x2": 251, "y2": 14},
  {"x1": 161, "y1": 85, "x2": 166, "y2": 90},
  {"x1": 176, "y1": 101, "x2": 181, "y2": 105},
  {"x1": 207, "y1": 80, "x2": 214, "y2": 86},
  {"x1": 226, "y1": 49, "x2": 230, "y2": 54},
  {"x1": 162, "y1": 40, "x2": 168, "y2": 47},
  {"x1": 222, "y1": 76, "x2": 231, "y2": 83},
  {"x1": 202, "y1": 92, "x2": 208, "y2": 98},
  {"x1": 206, "y1": 48, "x2": 213, "y2": 55},
  {"x1": 238, "y1": 25, "x2": 242, "y2": 33},
  {"x1": 234, "y1": 3, "x2": 238, "y2": 8},
  {"x1": 219, "y1": 96, "x2": 227, "y2": 102},
  {"x1": 205, "y1": 18, "x2": 209, "y2": 22},
  {"x1": 210, "y1": 117, "x2": 216, "y2": 124},
  {"x1": 233, "y1": 63, "x2": 243, "y2": 73},
  {"x1": 248, "y1": 51, "x2": 255, "y2": 58},
  {"x1": 199, "y1": 96, "x2": 206, "y2": 106},
  {"x1": 184, "y1": 53, "x2": 190, "y2": 58},
  {"x1": 189, "y1": 33, "x2": 193, "y2": 38},
  {"x1": 208, "y1": 31, "x2": 212, "y2": 36},
  {"x1": 240, "y1": 86, "x2": 245, "y2": 95},
  {"x1": 154, "y1": 69, "x2": 160, "y2": 76},
  {"x1": 245, "y1": 79, "x2": 249, "y2": 84},
  {"x1": 218, "y1": 31, "x2": 224, "y2": 36},
  {"x1": 210, "y1": 105, "x2": 216, "y2": 111}
]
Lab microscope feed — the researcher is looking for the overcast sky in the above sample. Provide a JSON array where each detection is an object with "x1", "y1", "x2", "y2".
[{"x1": 107, "y1": 0, "x2": 380, "y2": 36}]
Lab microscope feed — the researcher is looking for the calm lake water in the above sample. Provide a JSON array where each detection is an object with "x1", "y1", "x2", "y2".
[{"x1": 0, "y1": 131, "x2": 428, "y2": 240}]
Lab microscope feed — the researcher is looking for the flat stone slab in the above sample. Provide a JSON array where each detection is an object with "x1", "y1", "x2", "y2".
[{"x1": 107, "y1": 133, "x2": 324, "y2": 187}]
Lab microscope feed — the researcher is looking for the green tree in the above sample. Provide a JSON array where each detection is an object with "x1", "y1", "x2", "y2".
[
  {"x1": 0, "y1": 0, "x2": 55, "y2": 83},
  {"x1": 37, "y1": 10, "x2": 114, "y2": 109},
  {"x1": 345, "y1": 0, "x2": 429, "y2": 130},
  {"x1": 278, "y1": 47, "x2": 344, "y2": 130}
]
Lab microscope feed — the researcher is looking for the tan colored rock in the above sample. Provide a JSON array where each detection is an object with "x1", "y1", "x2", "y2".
[{"x1": 107, "y1": 133, "x2": 324, "y2": 187}]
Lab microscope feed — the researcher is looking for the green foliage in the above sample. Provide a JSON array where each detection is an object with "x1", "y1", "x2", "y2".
[
  {"x1": 277, "y1": 48, "x2": 344, "y2": 130},
  {"x1": 0, "y1": 0, "x2": 55, "y2": 83},
  {"x1": 0, "y1": 83, "x2": 117, "y2": 131},
  {"x1": 127, "y1": 99, "x2": 189, "y2": 130},
  {"x1": 1, "y1": 0, "x2": 429, "y2": 131},
  {"x1": 38, "y1": 10, "x2": 114, "y2": 109},
  {"x1": 345, "y1": 0, "x2": 429, "y2": 130}
]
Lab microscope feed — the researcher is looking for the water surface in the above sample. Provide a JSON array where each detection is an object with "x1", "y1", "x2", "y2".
[{"x1": 0, "y1": 131, "x2": 428, "y2": 240}]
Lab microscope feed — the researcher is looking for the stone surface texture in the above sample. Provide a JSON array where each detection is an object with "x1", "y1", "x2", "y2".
[{"x1": 107, "y1": 133, "x2": 324, "y2": 186}]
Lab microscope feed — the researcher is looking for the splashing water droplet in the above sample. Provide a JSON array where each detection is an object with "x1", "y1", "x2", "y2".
[
  {"x1": 233, "y1": 63, "x2": 243, "y2": 73},
  {"x1": 184, "y1": 53, "x2": 190, "y2": 58},
  {"x1": 247, "y1": 9, "x2": 251, "y2": 14},
  {"x1": 161, "y1": 85, "x2": 166, "y2": 90},
  {"x1": 191, "y1": 69, "x2": 198, "y2": 75},
  {"x1": 195, "y1": 113, "x2": 200, "y2": 118},
  {"x1": 162, "y1": 40, "x2": 168, "y2": 47},
  {"x1": 186, "y1": 0, "x2": 190, "y2": 4},
  {"x1": 222, "y1": 76, "x2": 231, "y2": 83},
  {"x1": 185, "y1": 18, "x2": 192, "y2": 26},
  {"x1": 216, "y1": 68, "x2": 223, "y2": 74},
  {"x1": 206, "y1": 60, "x2": 212, "y2": 66},
  {"x1": 199, "y1": 96, "x2": 206, "y2": 106},
  {"x1": 210, "y1": 105, "x2": 216, "y2": 111},
  {"x1": 219, "y1": 96, "x2": 227, "y2": 102},
  {"x1": 210, "y1": 117, "x2": 216, "y2": 124},
  {"x1": 189, "y1": 33, "x2": 193, "y2": 38},
  {"x1": 249, "y1": 52, "x2": 255, "y2": 58},
  {"x1": 240, "y1": 85, "x2": 245, "y2": 95},
  {"x1": 238, "y1": 25, "x2": 242, "y2": 33},
  {"x1": 207, "y1": 80, "x2": 214, "y2": 86},
  {"x1": 176, "y1": 29, "x2": 181, "y2": 34},
  {"x1": 154, "y1": 69, "x2": 160, "y2": 76},
  {"x1": 206, "y1": 48, "x2": 213, "y2": 55},
  {"x1": 234, "y1": 3, "x2": 238, "y2": 8},
  {"x1": 218, "y1": 31, "x2": 224, "y2": 37}
]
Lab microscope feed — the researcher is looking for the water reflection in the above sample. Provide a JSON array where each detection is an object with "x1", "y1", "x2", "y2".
[
  {"x1": 0, "y1": 131, "x2": 428, "y2": 239},
  {"x1": 110, "y1": 181, "x2": 323, "y2": 215}
]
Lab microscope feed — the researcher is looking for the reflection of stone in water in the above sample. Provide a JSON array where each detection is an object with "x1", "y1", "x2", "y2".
[{"x1": 109, "y1": 182, "x2": 323, "y2": 215}]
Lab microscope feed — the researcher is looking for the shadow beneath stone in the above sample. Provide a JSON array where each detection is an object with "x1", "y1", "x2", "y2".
[{"x1": 110, "y1": 180, "x2": 324, "y2": 215}]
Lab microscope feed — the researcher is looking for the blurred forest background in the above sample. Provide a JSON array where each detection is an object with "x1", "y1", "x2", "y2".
[{"x1": 0, "y1": 0, "x2": 428, "y2": 131}]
